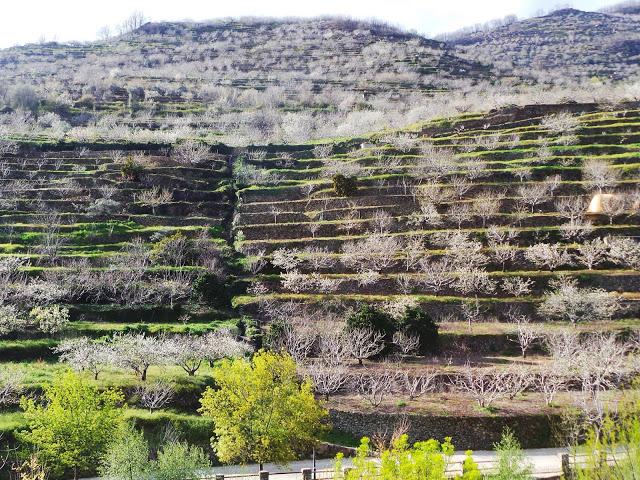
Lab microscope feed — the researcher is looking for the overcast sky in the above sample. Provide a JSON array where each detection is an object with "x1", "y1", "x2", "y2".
[{"x1": 0, "y1": 0, "x2": 623, "y2": 48}]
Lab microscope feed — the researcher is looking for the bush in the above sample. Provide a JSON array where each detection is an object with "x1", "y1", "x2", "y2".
[
  {"x1": 192, "y1": 272, "x2": 229, "y2": 308},
  {"x1": 8, "y1": 85, "x2": 40, "y2": 114},
  {"x1": 237, "y1": 316, "x2": 262, "y2": 349},
  {"x1": 346, "y1": 304, "x2": 395, "y2": 338},
  {"x1": 155, "y1": 441, "x2": 210, "y2": 480},
  {"x1": 120, "y1": 157, "x2": 143, "y2": 181},
  {"x1": 487, "y1": 429, "x2": 533, "y2": 480},
  {"x1": 100, "y1": 424, "x2": 152, "y2": 480},
  {"x1": 335, "y1": 435, "x2": 467, "y2": 479},
  {"x1": 396, "y1": 307, "x2": 439, "y2": 354},
  {"x1": 332, "y1": 174, "x2": 358, "y2": 196}
]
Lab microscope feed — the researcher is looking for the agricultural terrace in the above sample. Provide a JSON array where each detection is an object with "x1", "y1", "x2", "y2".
[{"x1": 0, "y1": 102, "x2": 639, "y2": 452}]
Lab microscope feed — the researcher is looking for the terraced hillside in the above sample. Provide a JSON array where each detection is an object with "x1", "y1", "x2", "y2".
[
  {"x1": 227, "y1": 103, "x2": 640, "y2": 445},
  {"x1": 1, "y1": 103, "x2": 639, "y2": 458},
  {"x1": 234, "y1": 104, "x2": 640, "y2": 317},
  {"x1": 449, "y1": 8, "x2": 640, "y2": 81},
  {"x1": 0, "y1": 144, "x2": 239, "y2": 357}
]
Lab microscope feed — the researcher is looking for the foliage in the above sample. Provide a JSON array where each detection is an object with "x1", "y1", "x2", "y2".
[
  {"x1": 346, "y1": 304, "x2": 396, "y2": 339},
  {"x1": 100, "y1": 424, "x2": 152, "y2": 480},
  {"x1": 576, "y1": 388, "x2": 640, "y2": 479},
  {"x1": 332, "y1": 174, "x2": 358, "y2": 197},
  {"x1": 18, "y1": 370, "x2": 125, "y2": 479},
  {"x1": 486, "y1": 429, "x2": 533, "y2": 480},
  {"x1": 397, "y1": 307, "x2": 439, "y2": 354},
  {"x1": 100, "y1": 424, "x2": 210, "y2": 480},
  {"x1": 154, "y1": 441, "x2": 210, "y2": 480},
  {"x1": 199, "y1": 350, "x2": 327, "y2": 467},
  {"x1": 120, "y1": 157, "x2": 143, "y2": 181},
  {"x1": 333, "y1": 434, "x2": 463, "y2": 480},
  {"x1": 460, "y1": 450, "x2": 482, "y2": 479},
  {"x1": 192, "y1": 272, "x2": 229, "y2": 307}
]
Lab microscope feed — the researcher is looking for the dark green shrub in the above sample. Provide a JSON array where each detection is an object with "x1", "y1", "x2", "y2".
[
  {"x1": 237, "y1": 316, "x2": 262, "y2": 349},
  {"x1": 346, "y1": 304, "x2": 395, "y2": 338},
  {"x1": 192, "y1": 273, "x2": 229, "y2": 308},
  {"x1": 396, "y1": 307, "x2": 439, "y2": 354},
  {"x1": 121, "y1": 156, "x2": 143, "y2": 181},
  {"x1": 332, "y1": 174, "x2": 358, "y2": 196},
  {"x1": 263, "y1": 318, "x2": 287, "y2": 349}
]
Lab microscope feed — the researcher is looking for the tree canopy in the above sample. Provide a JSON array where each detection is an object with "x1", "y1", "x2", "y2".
[
  {"x1": 18, "y1": 370, "x2": 125, "y2": 479},
  {"x1": 199, "y1": 350, "x2": 327, "y2": 468}
]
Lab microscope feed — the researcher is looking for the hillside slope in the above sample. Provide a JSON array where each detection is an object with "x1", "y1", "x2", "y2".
[
  {"x1": 0, "y1": 19, "x2": 488, "y2": 145},
  {"x1": 450, "y1": 8, "x2": 640, "y2": 81}
]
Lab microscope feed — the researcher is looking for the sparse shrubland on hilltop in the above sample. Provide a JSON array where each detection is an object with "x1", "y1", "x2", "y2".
[
  {"x1": 448, "y1": 8, "x2": 640, "y2": 81},
  {"x1": 0, "y1": 17, "x2": 489, "y2": 146}
]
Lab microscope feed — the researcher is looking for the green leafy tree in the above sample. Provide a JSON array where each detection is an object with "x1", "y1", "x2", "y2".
[
  {"x1": 154, "y1": 441, "x2": 210, "y2": 480},
  {"x1": 100, "y1": 424, "x2": 152, "y2": 480},
  {"x1": 397, "y1": 307, "x2": 439, "y2": 354},
  {"x1": 487, "y1": 429, "x2": 533, "y2": 480},
  {"x1": 18, "y1": 370, "x2": 125, "y2": 479},
  {"x1": 346, "y1": 304, "x2": 396, "y2": 338},
  {"x1": 199, "y1": 350, "x2": 327, "y2": 470}
]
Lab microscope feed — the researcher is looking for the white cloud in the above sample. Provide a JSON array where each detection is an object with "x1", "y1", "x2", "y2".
[{"x1": 0, "y1": 0, "x2": 623, "y2": 48}]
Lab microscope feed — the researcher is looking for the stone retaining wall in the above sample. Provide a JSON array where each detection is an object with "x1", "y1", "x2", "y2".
[{"x1": 329, "y1": 409, "x2": 560, "y2": 450}]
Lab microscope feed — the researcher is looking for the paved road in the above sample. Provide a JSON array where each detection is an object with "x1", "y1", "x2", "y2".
[{"x1": 197, "y1": 447, "x2": 569, "y2": 479}]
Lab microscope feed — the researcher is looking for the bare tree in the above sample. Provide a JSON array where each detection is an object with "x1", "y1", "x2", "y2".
[
  {"x1": 582, "y1": 159, "x2": 620, "y2": 192},
  {"x1": 517, "y1": 183, "x2": 549, "y2": 212},
  {"x1": 538, "y1": 276, "x2": 621, "y2": 325},
  {"x1": 346, "y1": 328, "x2": 386, "y2": 365},
  {"x1": 453, "y1": 365, "x2": 506, "y2": 408},
  {"x1": 306, "y1": 361, "x2": 349, "y2": 400},
  {"x1": 472, "y1": 192, "x2": 502, "y2": 227},
  {"x1": 525, "y1": 243, "x2": 572, "y2": 271},
  {"x1": 117, "y1": 11, "x2": 147, "y2": 35},
  {"x1": 502, "y1": 364, "x2": 534, "y2": 400},
  {"x1": 403, "y1": 236, "x2": 425, "y2": 272},
  {"x1": 136, "y1": 186, "x2": 173, "y2": 215},
  {"x1": 447, "y1": 202, "x2": 473, "y2": 229},
  {"x1": 555, "y1": 197, "x2": 587, "y2": 223},
  {"x1": 173, "y1": 140, "x2": 209, "y2": 165},
  {"x1": 607, "y1": 236, "x2": 640, "y2": 269},
  {"x1": 370, "y1": 209, "x2": 393, "y2": 234},
  {"x1": 280, "y1": 321, "x2": 317, "y2": 363},
  {"x1": 110, "y1": 333, "x2": 167, "y2": 381},
  {"x1": 510, "y1": 314, "x2": 540, "y2": 357},
  {"x1": 135, "y1": 381, "x2": 174, "y2": 413},
  {"x1": 341, "y1": 234, "x2": 400, "y2": 273},
  {"x1": 402, "y1": 371, "x2": 437, "y2": 400},
  {"x1": 55, "y1": 337, "x2": 113, "y2": 380},
  {"x1": 576, "y1": 238, "x2": 608, "y2": 270},
  {"x1": 392, "y1": 330, "x2": 420, "y2": 356},
  {"x1": 501, "y1": 276, "x2": 533, "y2": 297},
  {"x1": 601, "y1": 194, "x2": 627, "y2": 225},
  {"x1": 419, "y1": 257, "x2": 453, "y2": 292},
  {"x1": 536, "y1": 368, "x2": 567, "y2": 406}
]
